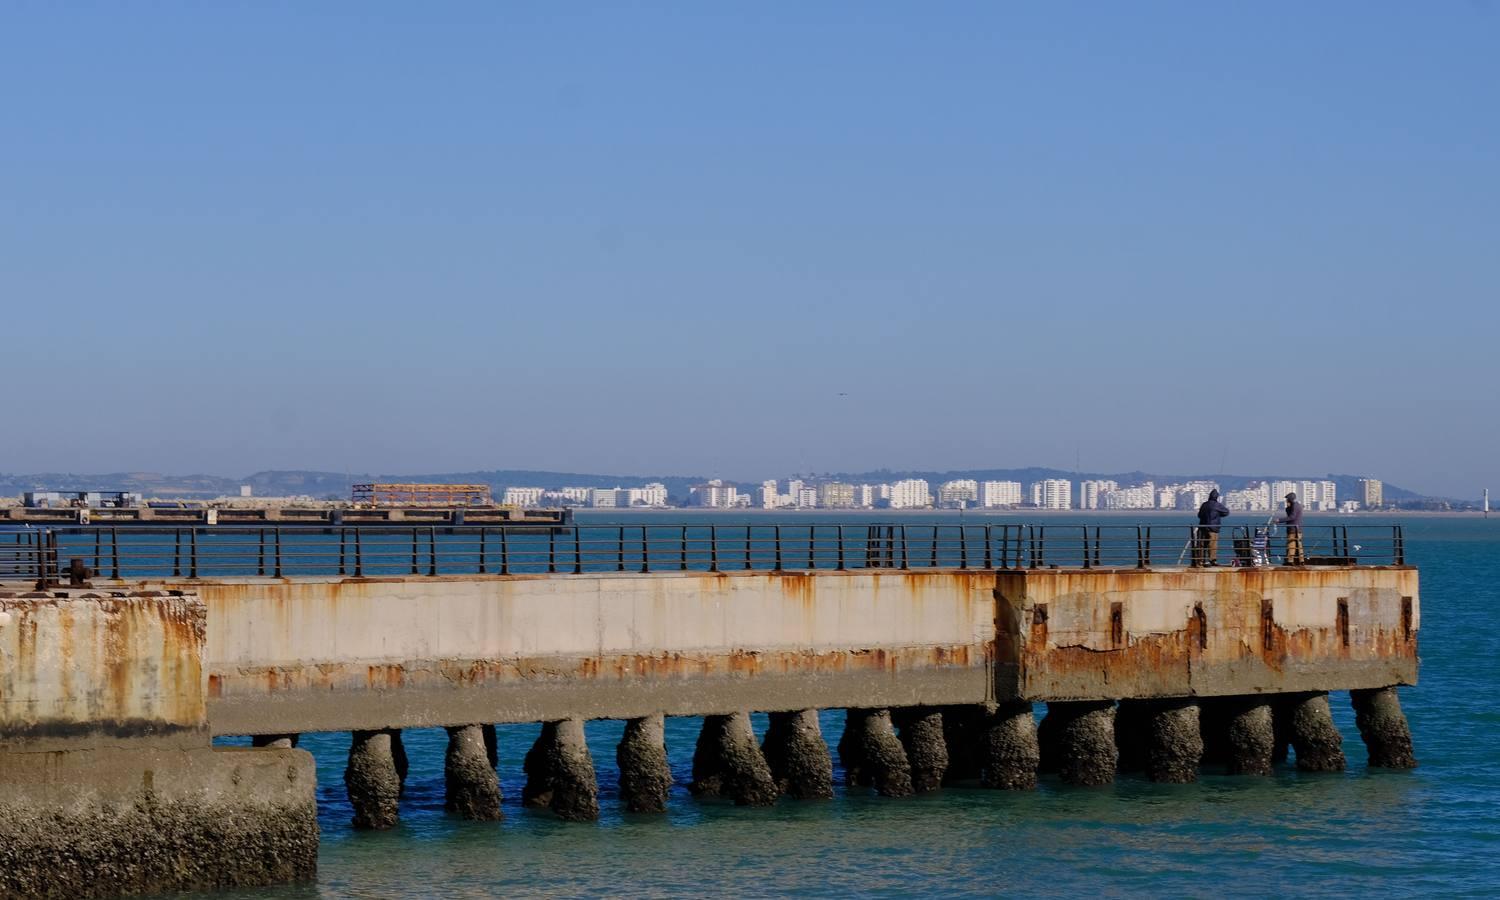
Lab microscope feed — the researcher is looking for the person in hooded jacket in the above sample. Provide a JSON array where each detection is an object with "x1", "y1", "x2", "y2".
[
  {"x1": 1194, "y1": 489, "x2": 1230, "y2": 566},
  {"x1": 1277, "y1": 491, "x2": 1305, "y2": 564}
]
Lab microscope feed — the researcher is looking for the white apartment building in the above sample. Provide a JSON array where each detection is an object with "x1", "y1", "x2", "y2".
[
  {"x1": 938, "y1": 479, "x2": 979, "y2": 508},
  {"x1": 819, "y1": 482, "x2": 856, "y2": 509},
  {"x1": 502, "y1": 487, "x2": 544, "y2": 507},
  {"x1": 797, "y1": 487, "x2": 819, "y2": 509},
  {"x1": 889, "y1": 479, "x2": 932, "y2": 509},
  {"x1": 624, "y1": 483, "x2": 669, "y2": 508},
  {"x1": 786, "y1": 480, "x2": 805, "y2": 502},
  {"x1": 855, "y1": 484, "x2": 879, "y2": 508},
  {"x1": 759, "y1": 480, "x2": 780, "y2": 510},
  {"x1": 1316, "y1": 481, "x2": 1337, "y2": 512},
  {"x1": 1360, "y1": 478, "x2": 1383, "y2": 510},
  {"x1": 980, "y1": 480, "x2": 1023, "y2": 508},
  {"x1": 1030, "y1": 479, "x2": 1072, "y2": 510},
  {"x1": 590, "y1": 488, "x2": 619, "y2": 508},
  {"x1": 689, "y1": 480, "x2": 741, "y2": 509},
  {"x1": 1102, "y1": 482, "x2": 1156, "y2": 510},
  {"x1": 1078, "y1": 479, "x2": 1119, "y2": 510}
]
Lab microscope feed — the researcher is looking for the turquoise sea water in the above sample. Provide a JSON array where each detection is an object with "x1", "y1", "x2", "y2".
[{"x1": 215, "y1": 513, "x2": 1500, "y2": 898}]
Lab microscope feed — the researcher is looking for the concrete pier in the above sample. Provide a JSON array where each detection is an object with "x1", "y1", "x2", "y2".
[
  {"x1": 445, "y1": 724, "x2": 502, "y2": 820},
  {"x1": 1044, "y1": 701, "x2": 1117, "y2": 786},
  {"x1": 1220, "y1": 700, "x2": 1275, "y2": 776},
  {"x1": 1284, "y1": 692, "x2": 1347, "y2": 772},
  {"x1": 523, "y1": 719, "x2": 600, "y2": 821},
  {"x1": 1351, "y1": 687, "x2": 1417, "y2": 768},
  {"x1": 690, "y1": 713, "x2": 779, "y2": 807},
  {"x1": 346, "y1": 730, "x2": 402, "y2": 829},
  {"x1": 980, "y1": 701, "x2": 1039, "y2": 790},
  {"x1": 1145, "y1": 700, "x2": 1203, "y2": 783},
  {"x1": 840, "y1": 709, "x2": 914, "y2": 797},
  {"x1": 617, "y1": 714, "x2": 673, "y2": 813},
  {"x1": 762, "y1": 710, "x2": 834, "y2": 800},
  {"x1": 896, "y1": 708, "x2": 949, "y2": 793}
]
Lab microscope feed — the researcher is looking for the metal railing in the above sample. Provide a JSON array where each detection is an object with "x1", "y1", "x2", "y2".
[{"x1": 0, "y1": 523, "x2": 1406, "y2": 585}]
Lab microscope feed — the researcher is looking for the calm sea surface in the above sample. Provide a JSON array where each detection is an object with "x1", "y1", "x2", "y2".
[{"x1": 214, "y1": 512, "x2": 1500, "y2": 898}]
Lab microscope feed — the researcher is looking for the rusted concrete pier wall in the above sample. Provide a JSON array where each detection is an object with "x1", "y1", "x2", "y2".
[
  {"x1": 0, "y1": 590, "x2": 317, "y2": 898},
  {"x1": 995, "y1": 567, "x2": 1418, "y2": 701}
]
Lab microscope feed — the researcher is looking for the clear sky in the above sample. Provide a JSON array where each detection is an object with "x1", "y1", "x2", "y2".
[{"x1": 2, "y1": 3, "x2": 1495, "y2": 497}]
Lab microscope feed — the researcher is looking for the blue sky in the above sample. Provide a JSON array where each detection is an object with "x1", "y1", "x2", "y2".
[{"x1": 2, "y1": 3, "x2": 1495, "y2": 496}]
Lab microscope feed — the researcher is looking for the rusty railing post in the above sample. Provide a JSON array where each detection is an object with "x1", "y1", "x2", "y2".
[
  {"x1": 410, "y1": 528, "x2": 420, "y2": 574},
  {"x1": 959, "y1": 525, "x2": 968, "y2": 569},
  {"x1": 548, "y1": 528, "x2": 558, "y2": 574},
  {"x1": 984, "y1": 524, "x2": 993, "y2": 569},
  {"x1": 1081, "y1": 526, "x2": 1091, "y2": 569},
  {"x1": 428, "y1": 526, "x2": 438, "y2": 576},
  {"x1": 498, "y1": 527, "x2": 509, "y2": 576},
  {"x1": 173, "y1": 528, "x2": 182, "y2": 577},
  {"x1": 617, "y1": 525, "x2": 626, "y2": 572},
  {"x1": 744, "y1": 525, "x2": 753, "y2": 571},
  {"x1": 338, "y1": 527, "x2": 347, "y2": 576},
  {"x1": 258, "y1": 529, "x2": 266, "y2": 576},
  {"x1": 572, "y1": 527, "x2": 582, "y2": 575},
  {"x1": 808, "y1": 526, "x2": 817, "y2": 570},
  {"x1": 273, "y1": 527, "x2": 283, "y2": 578},
  {"x1": 900, "y1": 525, "x2": 909, "y2": 569},
  {"x1": 774, "y1": 525, "x2": 783, "y2": 570},
  {"x1": 478, "y1": 528, "x2": 488, "y2": 574},
  {"x1": 354, "y1": 527, "x2": 364, "y2": 577},
  {"x1": 642, "y1": 525, "x2": 651, "y2": 574},
  {"x1": 111, "y1": 527, "x2": 120, "y2": 579},
  {"x1": 837, "y1": 525, "x2": 846, "y2": 570},
  {"x1": 1136, "y1": 525, "x2": 1145, "y2": 569},
  {"x1": 189, "y1": 527, "x2": 199, "y2": 579},
  {"x1": 93, "y1": 529, "x2": 102, "y2": 575},
  {"x1": 1394, "y1": 525, "x2": 1404, "y2": 565},
  {"x1": 680, "y1": 525, "x2": 688, "y2": 571},
  {"x1": 709, "y1": 525, "x2": 719, "y2": 573}
]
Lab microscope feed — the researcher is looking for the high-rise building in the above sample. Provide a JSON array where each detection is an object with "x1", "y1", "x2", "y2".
[
  {"x1": 1269, "y1": 480, "x2": 1300, "y2": 507},
  {"x1": 625, "y1": 483, "x2": 669, "y2": 508},
  {"x1": 1360, "y1": 478, "x2": 1384, "y2": 510},
  {"x1": 689, "y1": 480, "x2": 740, "y2": 509},
  {"x1": 1103, "y1": 482, "x2": 1156, "y2": 510},
  {"x1": 759, "y1": 480, "x2": 780, "y2": 509},
  {"x1": 1316, "y1": 480, "x2": 1337, "y2": 512},
  {"x1": 855, "y1": 484, "x2": 879, "y2": 508},
  {"x1": 938, "y1": 479, "x2": 979, "y2": 508},
  {"x1": 819, "y1": 482, "x2": 856, "y2": 509},
  {"x1": 1078, "y1": 480, "x2": 1119, "y2": 510},
  {"x1": 502, "y1": 487, "x2": 544, "y2": 507},
  {"x1": 1030, "y1": 479, "x2": 1072, "y2": 510},
  {"x1": 590, "y1": 488, "x2": 619, "y2": 508},
  {"x1": 889, "y1": 479, "x2": 932, "y2": 509},
  {"x1": 797, "y1": 487, "x2": 819, "y2": 509},
  {"x1": 980, "y1": 480, "x2": 1023, "y2": 508}
]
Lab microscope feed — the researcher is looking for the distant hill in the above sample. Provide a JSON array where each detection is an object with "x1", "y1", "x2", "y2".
[{"x1": 0, "y1": 468, "x2": 1447, "y2": 505}]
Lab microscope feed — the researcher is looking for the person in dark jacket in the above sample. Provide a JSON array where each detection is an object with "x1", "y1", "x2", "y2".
[
  {"x1": 1194, "y1": 489, "x2": 1230, "y2": 566},
  {"x1": 1277, "y1": 492, "x2": 1305, "y2": 564}
]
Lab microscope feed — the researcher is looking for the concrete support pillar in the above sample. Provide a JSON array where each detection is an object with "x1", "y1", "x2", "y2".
[
  {"x1": 895, "y1": 708, "x2": 948, "y2": 793},
  {"x1": 690, "y1": 712, "x2": 779, "y2": 807},
  {"x1": 345, "y1": 729, "x2": 401, "y2": 830},
  {"x1": 1220, "y1": 700, "x2": 1275, "y2": 776},
  {"x1": 838, "y1": 709, "x2": 914, "y2": 797},
  {"x1": 980, "y1": 701, "x2": 1039, "y2": 790},
  {"x1": 1113, "y1": 700, "x2": 1151, "y2": 775},
  {"x1": 940, "y1": 704, "x2": 986, "y2": 784},
  {"x1": 522, "y1": 719, "x2": 600, "y2": 821},
  {"x1": 1043, "y1": 701, "x2": 1117, "y2": 786},
  {"x1": 1351, "y1": 687, "x2": 1417, "y2": 769},
  {"x1": 251, "y1": 734, "x2": 299, "y2": 749},
  {"x1": 761, "y1": 710, "x2": 834, "y2": 800},
  {"x1": 1283, "y1": 692, "x2": 1346, "y2": 772},
  {"x1": 1145, "y1": 699, "x2": 1203, "y2": 783},
  {"x1": 617, "y1": 714, "x2": 673, "y2": 812},
  {"x1": 445, "y1": 724, "x2": 503, "y2": 820}
]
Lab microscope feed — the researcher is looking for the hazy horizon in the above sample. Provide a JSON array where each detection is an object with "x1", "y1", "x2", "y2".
[{"x1": 3, "y1": 4, "x2": 1495, "y2": 498}]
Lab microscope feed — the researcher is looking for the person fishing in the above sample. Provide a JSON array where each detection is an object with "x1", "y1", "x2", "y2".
[
  {"x1": 1194, "y1": 489, "x2": 1230, "y2": 566},
  {"x1": 1277, "y1": 491, "x2": 1306, "y2": 564}
]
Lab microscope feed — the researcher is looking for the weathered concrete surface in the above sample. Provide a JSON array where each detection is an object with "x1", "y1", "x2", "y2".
[
  {"x1": 253, "y1": 733, "x2": 299, "y2": 748},
  {"x1": 995, "y1": 568, "x2": 1419, "y2": 701},
  {"x1": 345, "y1": 730, "x2": 401, "y2": 829},
  {"x1": 762, "y1": 709, "x2": 834, "y2": 800},
  {"x1": 1351, "y1": 687, "x2": 1417, "y2": 768},
  {"x1": 980, "y1": 701, "x2": 1039, "y2": 790},
  {"x1": 1043, "y1": 701, "x2": 1117, "y2": 786},
  {"x1": 1284, "y1": 692, "x2": 1347, "y2": 772},
  {"x1": 0, "y1": 590, "x2": 317, "y2": 897},
  {"x1": 691, "y1": 712, "x2": 779, "y2": 807},
  {"x1": 617, "y1": 714, "x2": 673, "y2": 812},
  {"x1": 840, "y1": 709, "x2": 914, "y2": 797},
  {"x1": 176, "y1": 571, "x2": 996, "y2": 735},
  {"x1": 523, "y1": 719, "x2": 600, "y2": 821},
  {"x1": 1220, "y1": 700, "x2": 1275, "y2": 776},
  {"x1": 895, "y1": 708, "x2": 948, "y2": 792},
  {"x1": 1145, "y1": 700, "x2": 1203, "y2": 783},
  {"x1": 445, "y1": 724, "x2": 502, "y2": 820}
]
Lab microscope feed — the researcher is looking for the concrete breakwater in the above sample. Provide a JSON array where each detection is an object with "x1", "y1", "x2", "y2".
[{"x1": 0, "y1": 563, "x2": 1418, "y2": 896}]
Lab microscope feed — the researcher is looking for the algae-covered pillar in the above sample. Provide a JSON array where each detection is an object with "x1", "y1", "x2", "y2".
[{"x1": 0, "y1": 590, "x2": 318, "y2": 898}]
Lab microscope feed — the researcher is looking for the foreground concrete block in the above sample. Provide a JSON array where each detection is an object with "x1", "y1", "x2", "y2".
[
  {"x1": 762, "y1": 709, "x2": 834, "y2": 800},
  {"x1": 0, "y1": 590, "x2": 317, "y2": 897}
]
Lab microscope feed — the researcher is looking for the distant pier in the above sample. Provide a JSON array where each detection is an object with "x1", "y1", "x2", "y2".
[{"x1": 0, "y1": 522, "x2": 1418, "y2": 897}]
